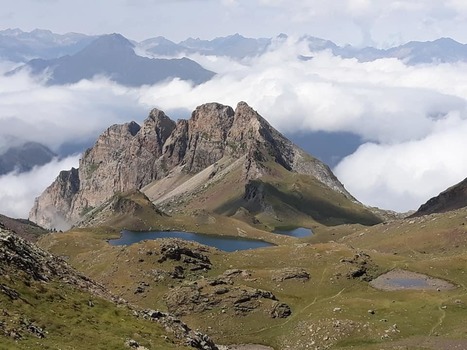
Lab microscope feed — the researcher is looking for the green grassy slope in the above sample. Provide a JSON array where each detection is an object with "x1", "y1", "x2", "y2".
[
  {"x1": 0, "y1": 228, "x2": 190, "y2": 350},
  {"x1": 37, "y1": 208, "x2": 467, "y2": 349},
  {"x1": 211, "y1": 162, "x2": 382, "y2": 228}
]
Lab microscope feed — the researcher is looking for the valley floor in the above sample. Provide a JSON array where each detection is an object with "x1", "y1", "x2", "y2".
[{"x1": 36, "y1": 207, "x2": 467, "y2": 350}]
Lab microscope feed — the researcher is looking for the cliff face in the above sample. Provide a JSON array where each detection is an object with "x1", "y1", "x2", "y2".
[
  {"x1": 29, "y1": 168, "x2": 80, "y2": 231},
  {"x1": 30, "y1": 102, "x2": 360, "y2": 230}
]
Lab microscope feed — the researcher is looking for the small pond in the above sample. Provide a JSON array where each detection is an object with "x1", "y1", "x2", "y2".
[
  {"x1": 274, "y1": 227, "x2": 313, "y2": 238},
  {"x1": 370, "y1": 269, "x2": 455, "y2": 291},
  {"x1": 108, "y1": 230, "x2": 274, "y2": 252}
]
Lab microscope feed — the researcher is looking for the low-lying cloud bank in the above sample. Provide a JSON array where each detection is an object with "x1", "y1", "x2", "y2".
[
  {"x1": 0, "y1": 155, "x2": 79, "y2": 219},
  {"x1": 2, "y1": 37, "x2": 467, "y2": 217},
  {"x1": 334, "y1": 112, "x2": 467, "y2": 212},
  {"x1": 0, "y1": 68, "x2": 150, "y2": 153}
]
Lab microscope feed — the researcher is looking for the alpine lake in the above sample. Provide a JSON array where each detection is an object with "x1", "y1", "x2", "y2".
[{"x1": 108, "y1": 227, "x2": 313, "y2": 251}]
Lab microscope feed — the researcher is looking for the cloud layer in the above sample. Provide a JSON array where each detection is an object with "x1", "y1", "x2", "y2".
[
  {"x1": 334, "y1": 112, "x2": 467, "y2": 212},
  {"x1": 0, "y1": 155, "x2": 80, "y2": 219},
  {"x1": 2, "y1": 37, "x2": 467, "y2": 217},
  {"x1": 0, "y1": 68, "x2": 150, "y2": 153},
  {"x1": 137, "y1": 41, "x2": 467, "y2": 212}
]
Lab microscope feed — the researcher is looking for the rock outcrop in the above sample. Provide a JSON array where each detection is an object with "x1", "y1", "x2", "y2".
[
  {"x1": 0, "y1": 227, "x2": 114, "y2": 300},
  {"x1": 29, "y1": 168, "x2": 80, "y2": 230},
  {"x1": 0, "y1": 227, "x2": 220, "y2": 349},
  {"x1": 140, "y1": 310, "x2": 219, "y2": 350},
  {"x1": 164, "y1": 275, "x2": 290, "y2": 319},
  {"x1": 30, "y1": 102, "x2": 377, "y2": 230},
  {"x1": 0, "y1": 214, "x2": 48, "y2": 242},
  {"x1": 411, "y1": 177, "x2": 467, "y2": 217}
]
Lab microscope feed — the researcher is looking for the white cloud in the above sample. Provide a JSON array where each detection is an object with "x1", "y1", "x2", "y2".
[
  {"x1": 0, "y1": 155, "x2": 79, "y2": 218},
  {"x1": 334, "y1": 112, "x2": 467, "y2": 212},
  {"x1": 138, "y1": 40, "x2": 467, "y2": 144},
  {"x1": 2, "y1": 36, "x2": 467, "y2": 214},
  {"x1": 136, "y1": 38, "x2": 467, "y2": 210},
  {"x1": 253, "y1": 0, "x2": 467, "y2": 46},
  {"x1": 0, "y1": 70, "x2": 150, "y2": 152}
]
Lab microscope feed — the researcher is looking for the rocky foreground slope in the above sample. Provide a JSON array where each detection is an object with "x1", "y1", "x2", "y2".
[
  {"x1": 30, "y1": 102, "x2": 381, "y2": 230},
  {"x1": 0, "y1": 225, "x2": 220, "y2": 349}
]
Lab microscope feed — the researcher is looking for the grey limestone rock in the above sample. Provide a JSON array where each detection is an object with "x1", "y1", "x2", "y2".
[{"x1": 30, "y1": 101, "x2": 357, "y2": 229}]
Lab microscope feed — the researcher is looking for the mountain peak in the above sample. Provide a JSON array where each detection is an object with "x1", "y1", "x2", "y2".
[
  {"x1": 11, "y1": 31, "x2": 214, "y2": 86},
  {"x1": 30, "y1": 102, "x2": 379, "y2": 229},
  {"x1": 0, "y1": 28, "x2": 24, "y2": 36},
  {"x1": 235, "y1": 101, "x2": 260, "y2": 118},
  {"x1": 80, "y1": 33, "x2": 134, "y2": 56}
]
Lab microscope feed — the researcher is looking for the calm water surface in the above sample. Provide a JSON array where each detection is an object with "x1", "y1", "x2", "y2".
[
  {"x1": 388, "y1": 278, "x2": 431, "y2": 288},
  {"x1": 274, "y1": 227, "x2": 313, "y2": 238},
  {"x1": 108, "y1": 230, "x2": 274, "y2": 252}
]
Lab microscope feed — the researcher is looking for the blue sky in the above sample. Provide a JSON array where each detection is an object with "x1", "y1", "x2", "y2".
[{"x1": 3, "y1": 0, "x2": 467, "y2": 46}]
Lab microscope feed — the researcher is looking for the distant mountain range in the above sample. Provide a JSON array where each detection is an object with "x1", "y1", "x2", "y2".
[
  {"x1": 3, "y1": 28, "x2": 467, "y2": 89},
  {"x1": 0, "y1": 28, "x2": 96, "y2": 62},
  {"x1": 8, "y1": 33, "x2": 215, "y2": 86},
  {"x1": 140, "y1": 33, "x2": 467, "y2": 65},
  {"x1": 140, "y1": 33, "x2": 271, "y2": 58},
  {"x1": 3, "y1": 28, "x2": 467, "y2": 67},
  {"x1": 0, "y1": 141, "x2": 56, "y2": 175},
  {"x1": 316, "y1": 36, "x2": 467, "y2": 65}
]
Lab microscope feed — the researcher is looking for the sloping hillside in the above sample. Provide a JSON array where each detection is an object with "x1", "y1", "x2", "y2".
[{"x1": 411, "y1": 177, "x2": 467, "y2": 217}]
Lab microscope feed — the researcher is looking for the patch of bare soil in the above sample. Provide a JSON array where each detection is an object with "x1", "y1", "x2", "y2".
[{"x1": 370, "y1": 269, "x2": 455, "y2": 291}]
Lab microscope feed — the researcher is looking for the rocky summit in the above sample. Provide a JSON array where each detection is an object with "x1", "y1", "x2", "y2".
[{"x1": 30, "y1": 101, "x2": 381, "y2": 230}]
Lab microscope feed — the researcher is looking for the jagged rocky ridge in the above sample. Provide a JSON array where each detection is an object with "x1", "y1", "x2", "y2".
[{"x1": 30, "y1": 101, "x2": 376, "y2": 230}]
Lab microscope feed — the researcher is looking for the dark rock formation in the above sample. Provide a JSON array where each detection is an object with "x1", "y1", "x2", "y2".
[
  {"x1": 339, "y1": 251, "x2": 378, "y2": 282},
  {"x1": 270, "y1": 302, "x2": 292, "y2": 318},
  {"x1": 271, "y1": 268, "x2": 310, "y2": 282},
  {"x1": 411, "y1": 177, "x2": 467, "y2": 217},
  {"x1": 141, "y1": 309, "x2": 219, "y2": 350},
  {"x1": 164, "y1": 274, "x2": 291, "y2": 319},
  {"x1": 0, "y1": 227, "x2": 113, "y2": 299}
]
